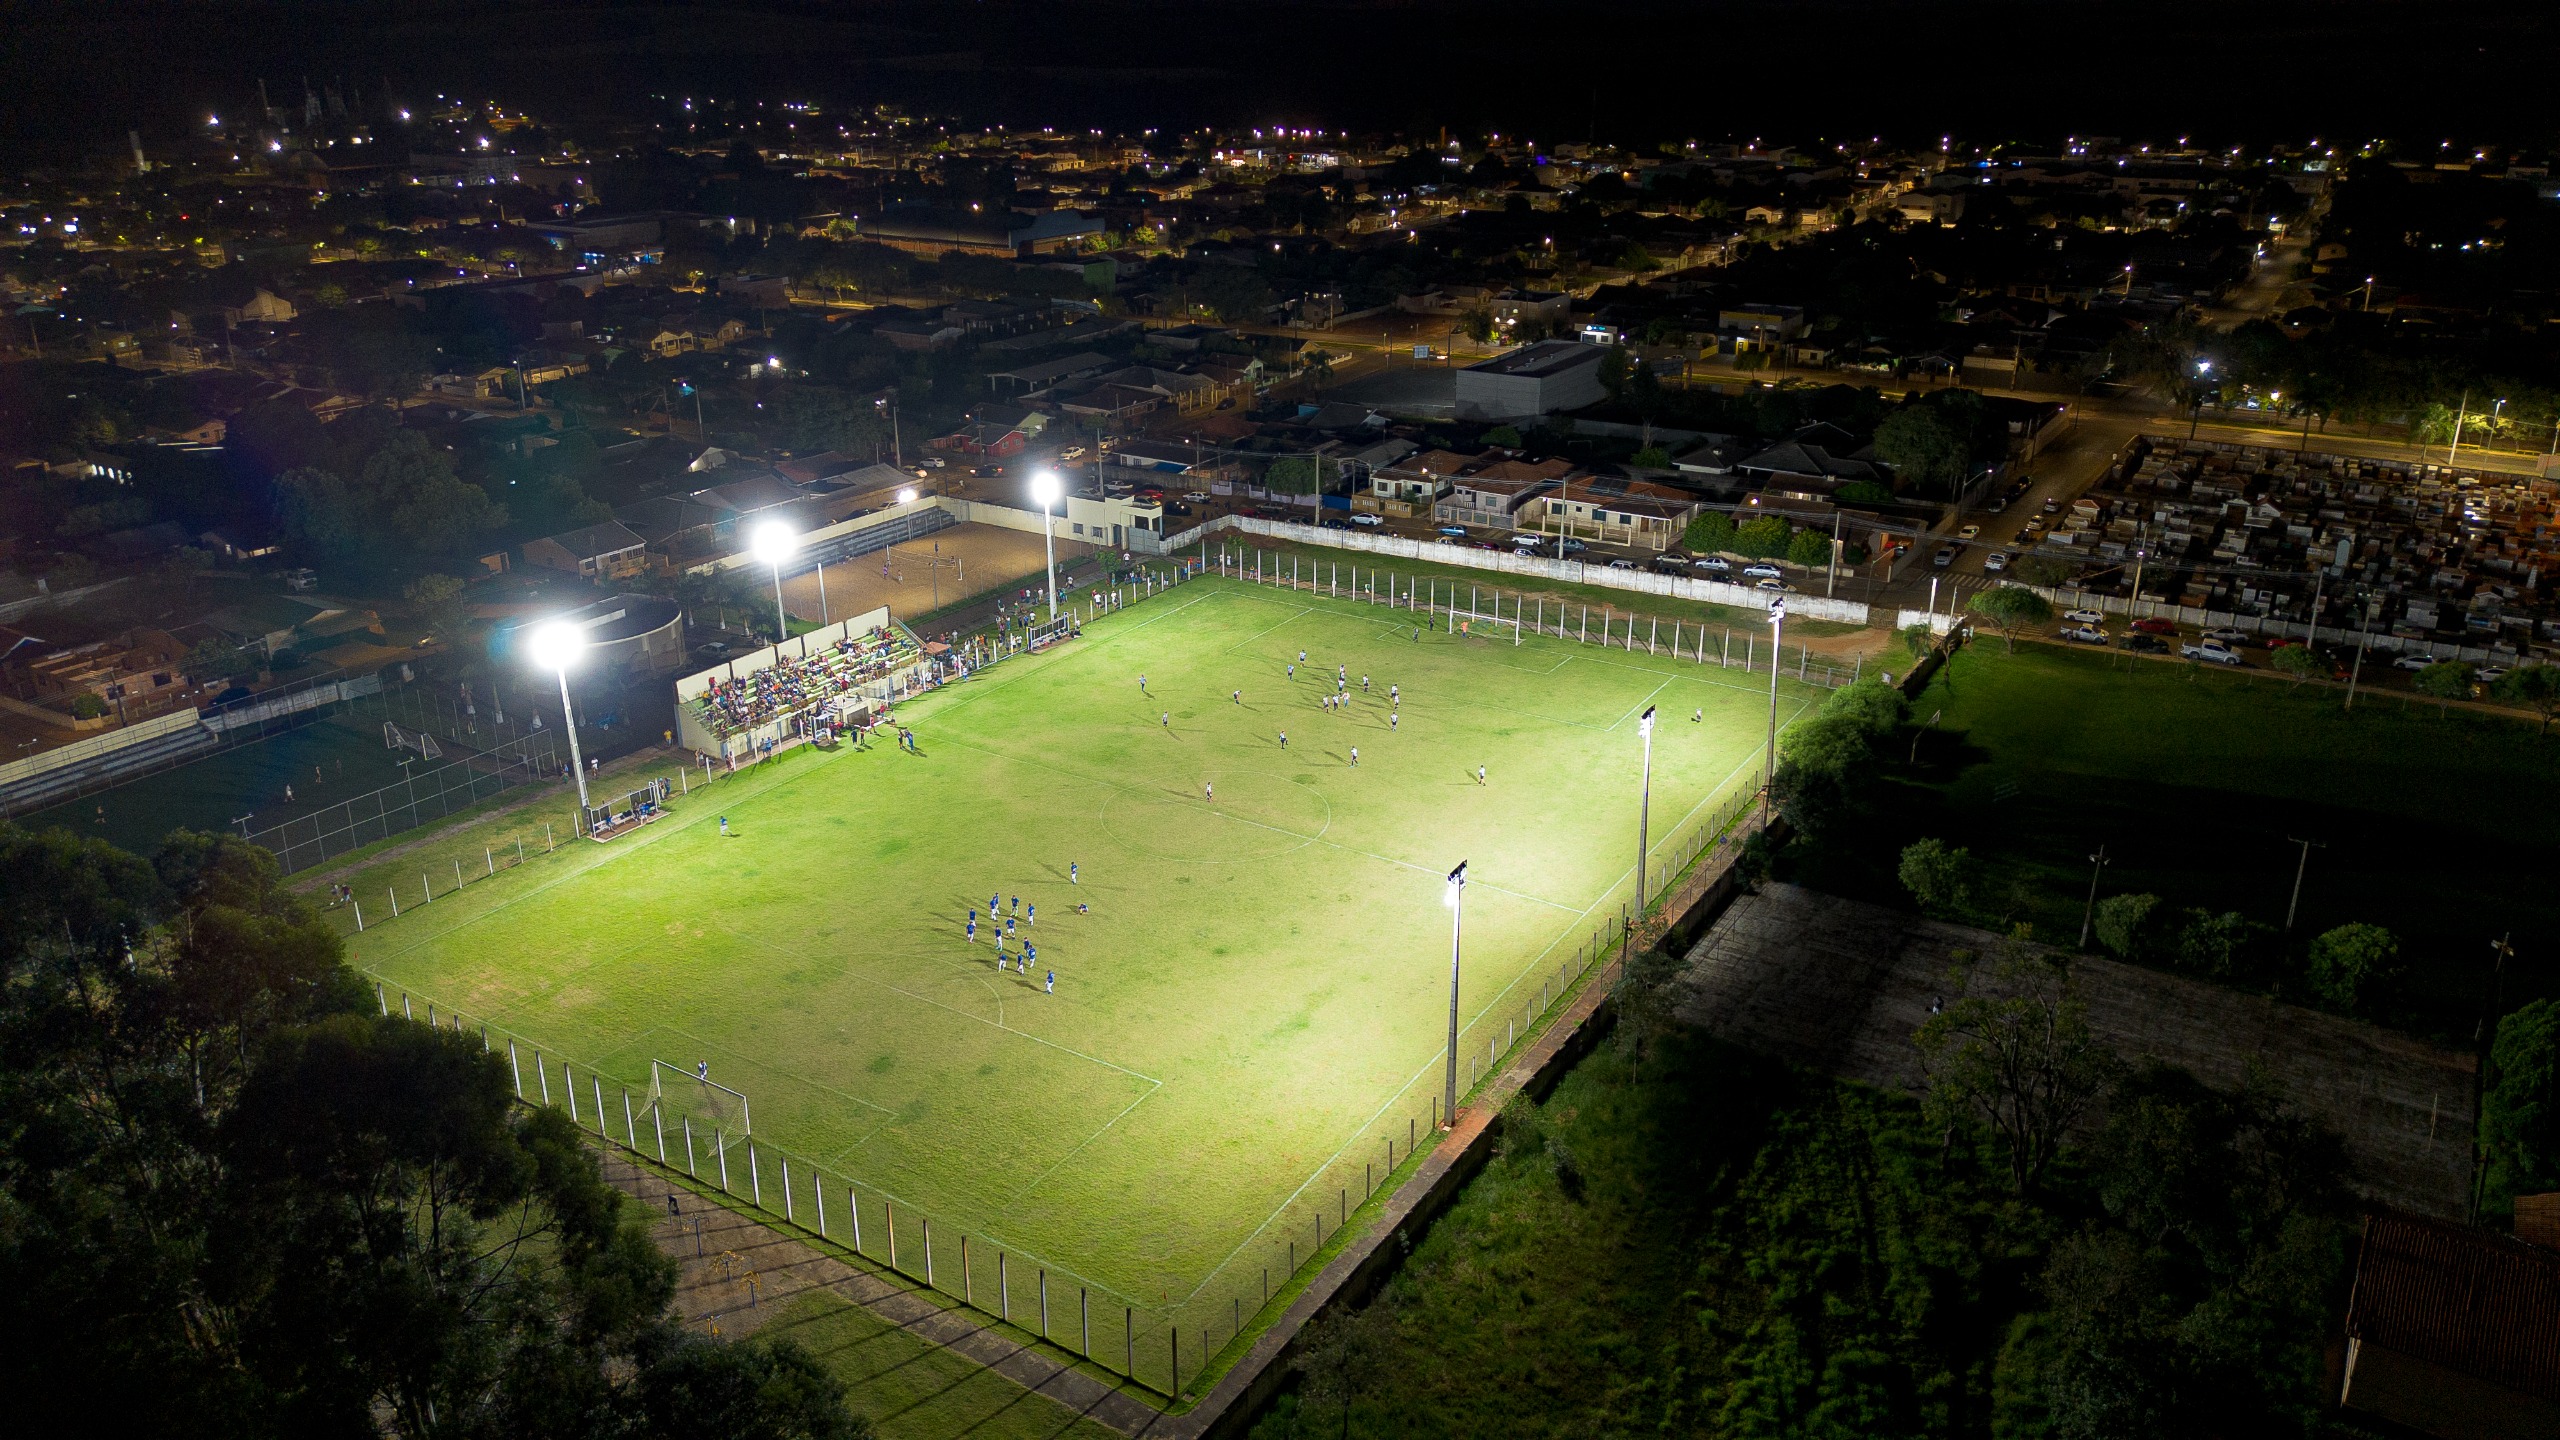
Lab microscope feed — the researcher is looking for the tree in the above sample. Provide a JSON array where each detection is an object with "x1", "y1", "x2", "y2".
[
  {"x1": 1629, "y1": 445, "x2": 1672, "y2": 470},
  {"x1": 1898, "y1": 838, "x2": 1976, "y2": 917},
  {"x1": 1296, "y1": 1302, "x2": 1388, "y2": 1440},
  {"x1": 1682, "y1": 509, "x2": 1736, "y2": 555},
  {"x1": 188, "y1": 636, "x2": 259, "y2": 683},
  {"x1": 368, "y1": 430, "x2": 505, "y2": 556},
  {"x1": 1483, "y1": 425, "x2": 1524, "y2": 448},
  {"x1": 1457, "y1": 304, "x2": 1496, "y2": 344},
  {"x1": 1966, "y1": 585, "x2": 2054, "y2": 652},
  {"x1": 2012, "y1": 555, "x2": 2073, "y2": 589},
  {"x1": 2413, "y1": 660, "x2": 2475, "y2": 712},
  {"x1": 1773, "y1": 680, "x2": 1907, "y2": 839},
  {"x1": 1873, "y1": 405, "x2": 1968, "y2": 497},
  {"x1": 2172, "y1": 909, "x2": 2269, "y2": 981},
  {"x1": 1901, "y1": 623, "x2": 1937, "y2": 661},
  {"x1": 1786, "y1": 527, "x2": 1831, "y2": 568},
  {"x1": 1732, "y1": 515, "x2": 1791, "y2": 559},
  {"x1": 2305, "y1": 923, "x2": 2398, "y2": 1014},
  {"x1": 2485, "y1": 1000, "x2": 2560, "y2": 1211},
  {"x1": 2492, "y1": 665, "x2": 2560, "y2": 735},
  {"x1": 1264, "y1": 456, "x2": 1331, "y2": 495},
  {"x1": 2268, "y1": 642, "x2": 2327, "y2": 686},
  {"x1": 404, "y1": 573, "x2": 473, "y2": 648},
  {"x1": 1918, "y1": 934, "x2": 2120, "y2": 1194}
]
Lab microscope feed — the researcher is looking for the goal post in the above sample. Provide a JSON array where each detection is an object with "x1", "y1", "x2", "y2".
[
  {"x1": 1447, "y1": 609, "x2": 1523, "y2": 645},
  {"x1": 383, "y1": 720, "x2": 443, "y2": 759},
  {"x1": 647, "y1": 1058, "x2": 752, "y2": 1136}
]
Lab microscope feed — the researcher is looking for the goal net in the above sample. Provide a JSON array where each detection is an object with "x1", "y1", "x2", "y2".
[
  {"x1": 383, "y1": 720, "x2": 444, "y2": 759},
  {"x1": 1027, "y1": 613, "x2": 1079, "y2": 651},
  {"x1": 1448, "y1": 609, "x2": 1523, "y2": 645}
]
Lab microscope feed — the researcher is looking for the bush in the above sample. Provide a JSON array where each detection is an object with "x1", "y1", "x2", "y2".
[
  {"x1": 1629, "y1": 445, "x2": 1671, "y2": 469},
  {"x1": 1835, "y1": 480, "x2": 1897, "y2": 505},
  {"x1": 71, "y1": 693, "x2": 108, "y2": 720},
  {"x1": 2485, "y1": 1000, "x2": 2560, "y2": 1211},
  {"x1": 1482, "y1": 425, "x2": 1524, "y2": 448},
  {"x1": 2306, "y1": 923, "x2": 2399, "y2": 1013},
  {"x1": 1773, "y1": 681, "x2": 1910, "y2": 838},
  {"x1": 1898, "y1": 838, "x2": 1975, "y2": 916},
  {"x1": 2093, "y1": 893, "x2": 2165, "y2": 962},
  {"x1": 1786, "y1": 528, "x2": 1831, "y2": 568},
  {"x1": 2172, "y1": 908, "x2": 2270, "y2": 980}
]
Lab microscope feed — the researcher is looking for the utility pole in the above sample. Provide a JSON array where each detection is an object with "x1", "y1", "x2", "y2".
[
  {"x1": 2283, "y1": 837, "x2": 2326, "y2": 931},
  {"x1": 2078, "y1": 845, "x2": 2110, "y2": 949},
  {"x1": 2344, "y1": 593, "x2": 2376, "y2": 711},
  {"x1": 2448, "y1": 388, "x2": 2470, "y2": 464},
  {"x1": 1762, "y1": 598, "x2": 1785, "y2": 824}
]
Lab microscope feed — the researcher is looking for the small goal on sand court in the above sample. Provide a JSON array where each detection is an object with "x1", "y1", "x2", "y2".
[
  {"x1": 383, "y1": 720, "x2": 443, "y2": 759},
  {"x1": 1447, "y1": 609, "x2": 1522, "y2": 645}
]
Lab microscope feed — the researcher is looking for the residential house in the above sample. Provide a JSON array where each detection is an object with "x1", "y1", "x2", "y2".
[
  {"x1": 1434, "y1": 459, "x2": 1570, "y2": 530},
  {"x1": 934, "y1": 406, "x2": 1048, "y2": 459},
  {"x1": 523, "y1": 520, "x2": 652, "y2": 582},
  {"x1": 1363, "y1": 449, "x2": 1479, "y2": 518},
  {"x1": 1529, "y1": 474, "x2": 1703, "y2": 550}
]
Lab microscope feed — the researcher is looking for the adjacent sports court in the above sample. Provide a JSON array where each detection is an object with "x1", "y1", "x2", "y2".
[{"x1": 349, "y1": 574, "x2": 1825, "y2": 1391}]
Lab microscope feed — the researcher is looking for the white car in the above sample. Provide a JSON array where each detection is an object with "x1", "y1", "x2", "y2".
[
  {"x1": 1755, "y1": 578, "x2": 1790, "y2": 593},
  {"x1": 2391, "y1": 653, "x2": 2437, "y2": 671},
  {"x1": 1510, "y1": 533, "x2": 1545, "y2": 548},
  {"x1": 1349, "y1": 513, "x2": 1383, "y2": 527},
  {"x1": 2477, "y1": 665, "x2": 2511, "y2": 684},
  {"x1": 1060, "y1": 445, "x2": 1089, "y2": 461},
  {"x1": 1983, "y1": 551, "x2": 2012, "y2": 574},
  {"x1": 1742, "y1": 562, "x2": 1784, "y2": 579},
  {"x1": 1608, "y1": 558, "x2": 1639, "y2": 570},
  {"x1": 1182, "y1": 490, "x2": 1209, "y2": 503},
  {"x1": 2203, "y1": 627, "x2": 2251, "y2": 645},
  {"x1": 1690, "y1": 556, "x2": 1732, "y2": 572},
  {"x1": 1957, "y1": 524, "x2": 1981, "y2": 541},
  {"x1": 2057, "y1": 624, "x2": 2107, "y2": 645},
  {"x1": 2182, "y1": 640, "x2": 2245, "y2": 666},
  {"x1": 2064, "y1": 608, "x2": 2105, "y2": 625}
]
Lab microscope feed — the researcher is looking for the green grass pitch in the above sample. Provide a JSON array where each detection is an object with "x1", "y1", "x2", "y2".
[{"x1": 353, "y1": 576, "x2": 1823, "y2": 1343}]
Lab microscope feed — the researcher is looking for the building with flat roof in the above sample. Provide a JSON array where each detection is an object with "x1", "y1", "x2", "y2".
[{"x1": 1454, "y1": 340, "x2": 1608, "y2": 421}]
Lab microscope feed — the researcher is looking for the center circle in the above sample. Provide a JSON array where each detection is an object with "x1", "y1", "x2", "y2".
[{"x1": 1100, "y1": 772, "x2": 1332, "y2": 861}]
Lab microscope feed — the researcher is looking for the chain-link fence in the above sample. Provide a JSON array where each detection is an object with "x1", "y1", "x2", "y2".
[{"x1": 248, "y1": 727, "x2": 561, "y2": 875}]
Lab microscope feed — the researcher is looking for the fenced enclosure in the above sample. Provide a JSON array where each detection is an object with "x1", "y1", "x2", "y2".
[
  {"x1": 360, "y1": 757, "x2": 1768, "y2": 1403},
  {"x1": 244, "y1": 723, "x2": 560, "y2": 875}
]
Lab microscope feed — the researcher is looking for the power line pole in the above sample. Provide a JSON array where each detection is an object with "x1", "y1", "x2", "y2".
[
  {"x1": 2283, "y1": 837, "x2": 2325, "y2": 932},
  {"x1": 2078, "y1": 844, "x2": 2110, "y2": 950}
]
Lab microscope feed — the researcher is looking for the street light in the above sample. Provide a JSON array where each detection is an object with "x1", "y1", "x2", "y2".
[
  {"x1": 749, "y1": 520, "x2": 797, "y2": 642},
  {"x1": 1442, "y1": 860, "x2": 1468, "y2": 1129},
  {"x1": 1030, "y1": 469, "x2": 1062, "y2": 621},
  {"x1": 2078, "y1": 844, "x2": 2110, "y2": 949},
  {"x1": 1762, "y1": 597, "x2": 1785, "y2": 823},
  {"x1": 528, "y1": 622, "x2": 592, "y2": 820},
  {"x1": 1634, "y1": 706, "x2": 1657, "y2": 916}
]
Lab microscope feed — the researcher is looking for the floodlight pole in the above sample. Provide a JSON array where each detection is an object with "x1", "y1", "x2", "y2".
[
  {"x1": 2078, "y1": 845, "x2": 2110, "y2": 949},
  {"x1": 1443, "y1": 861, "x2": 1467, "y2": 1129},
  {"x1": 1040, "y1": 494, "x2": 1060, "y2": 621},
  {"x1": 1635, "y1": 707, "x2": 1657, "y2": 915},
  {"x1": 553, "y1": 665, "x2": 591, "y2": 815},
  {"x1": 1762, "y1": 599, "x2": 1785, "y2": 824},
  {"x1": 768, "y1": 558, "x2": 789, "y2": 642}
]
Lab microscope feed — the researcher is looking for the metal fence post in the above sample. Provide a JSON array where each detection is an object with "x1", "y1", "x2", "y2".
[
  {"x1": 535, "y1": 1050, "x2": 549, "y2": 1103},
  {"x1": 507, "y1": 1039, "x2": 522, "y2": 1097},
  {"x1": 748, "y1": 1141, "x2": 761, "y2": 1207},
  {"x1": 999, "y1": 1252, "x2": 1009, "y2": 1320},
  {"x1": 1039, "y1": 1269, "x2": 1049, "y2": 1338},
  {"x1": 850, "y1": 1190, "x2": 863, "y2": 1253},
  {"x1": 683, "y1": 1116, "x2": 696, "y2": 1175},
  {"x1": 887, "y1": 1201, "x2": 897, "y2": 1269},
  {"x1": 781, "y1": 1157, "x2": 793, "y2": 1222}
]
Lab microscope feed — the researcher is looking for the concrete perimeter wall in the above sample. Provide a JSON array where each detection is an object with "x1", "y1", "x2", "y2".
[{"x1": 1155, "y1": 512, "x2": 1875, "y2": 626}]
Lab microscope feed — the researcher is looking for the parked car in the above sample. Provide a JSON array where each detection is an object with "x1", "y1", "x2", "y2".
[
  {"x1": 1983, "y1": 551, "x2": 2012, "y2": 574},
  {"x1": 2182, "y1": 640, "x2": 2245, "y2": 666},
  {"x1": 2058, "y1": 624, "x2": 2108, "y2": 644},
  {"x1": 1932, "y1": 545, "x2": 1958, "y2": 568},
  {"x1": 1957, "y1": 524, "x2": 1981, "y2": 541},
  {"x1": 2064, "y1": 608, "x2": 2106, "y2": 625},
  {"x1": 1060, "y1": 445, "x2": 1088, "y2": 461},
  {"x1": 1608, "y1": 558, "x2": 1639, "y2": 570},
  {"x1": 1754, "y1": 578, "x2": 1790, "y2": 592},
  {"x1": 2477, "y1": 665, "x2": 2512, "y2": 685},
  {"x1": 1691, "y1": 556, "x2": 1732, "y2": 572},
  {"x1": 1559, "y1": 538, "x2": 1589, "y2": 555},
  {"x1": 1510, "y1": 532, "x2": 1544, "y2": 547},
  {"x1": 2021, "y1": 517, "x2": 2046, "y2": 537},
  {"x1": 1436, "y1": 525, "x2": 1469, "y2": 537},
  {"x1": 2391, "y1": 653, "x2": 2437, "y2": 671},
  {"x1": 2203, "y1": 627, "x2": 2251, "y2": 645},
  {"x1": 697, "y1": 641, "x2": 732, "y2": 659},
  {"x1": 2124, "y1": 634, "x2": 2171, "y2": 654},
  {"x1": 2131, "y1": 617, "x2": 2178, "y2": 636},
  {"x1": 2043, "y1": 496, "x2": 2062, "y2": 514},
  {"x1": 1743, "y1": 562, "x2": 1785, "y2": 578},
  {"x1": 1349, "y1": 513, "x2": 1383, "y2": 527},
  {"x1": 1183, "y1": 490, "x2": 1210, "y2": 503},
  {"x1": 1319, "y1": 517, "x2": 1350, "y2": 530}
]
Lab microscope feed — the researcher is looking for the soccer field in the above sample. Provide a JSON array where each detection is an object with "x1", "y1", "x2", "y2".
[{"x1": 352, "y1": 576, "x2": 1823, "y2": 1387}]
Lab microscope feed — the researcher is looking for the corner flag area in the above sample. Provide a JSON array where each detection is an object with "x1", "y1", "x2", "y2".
[{"x1": 351, "y1": 575, "x2": 1825, "y2": 1384}]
